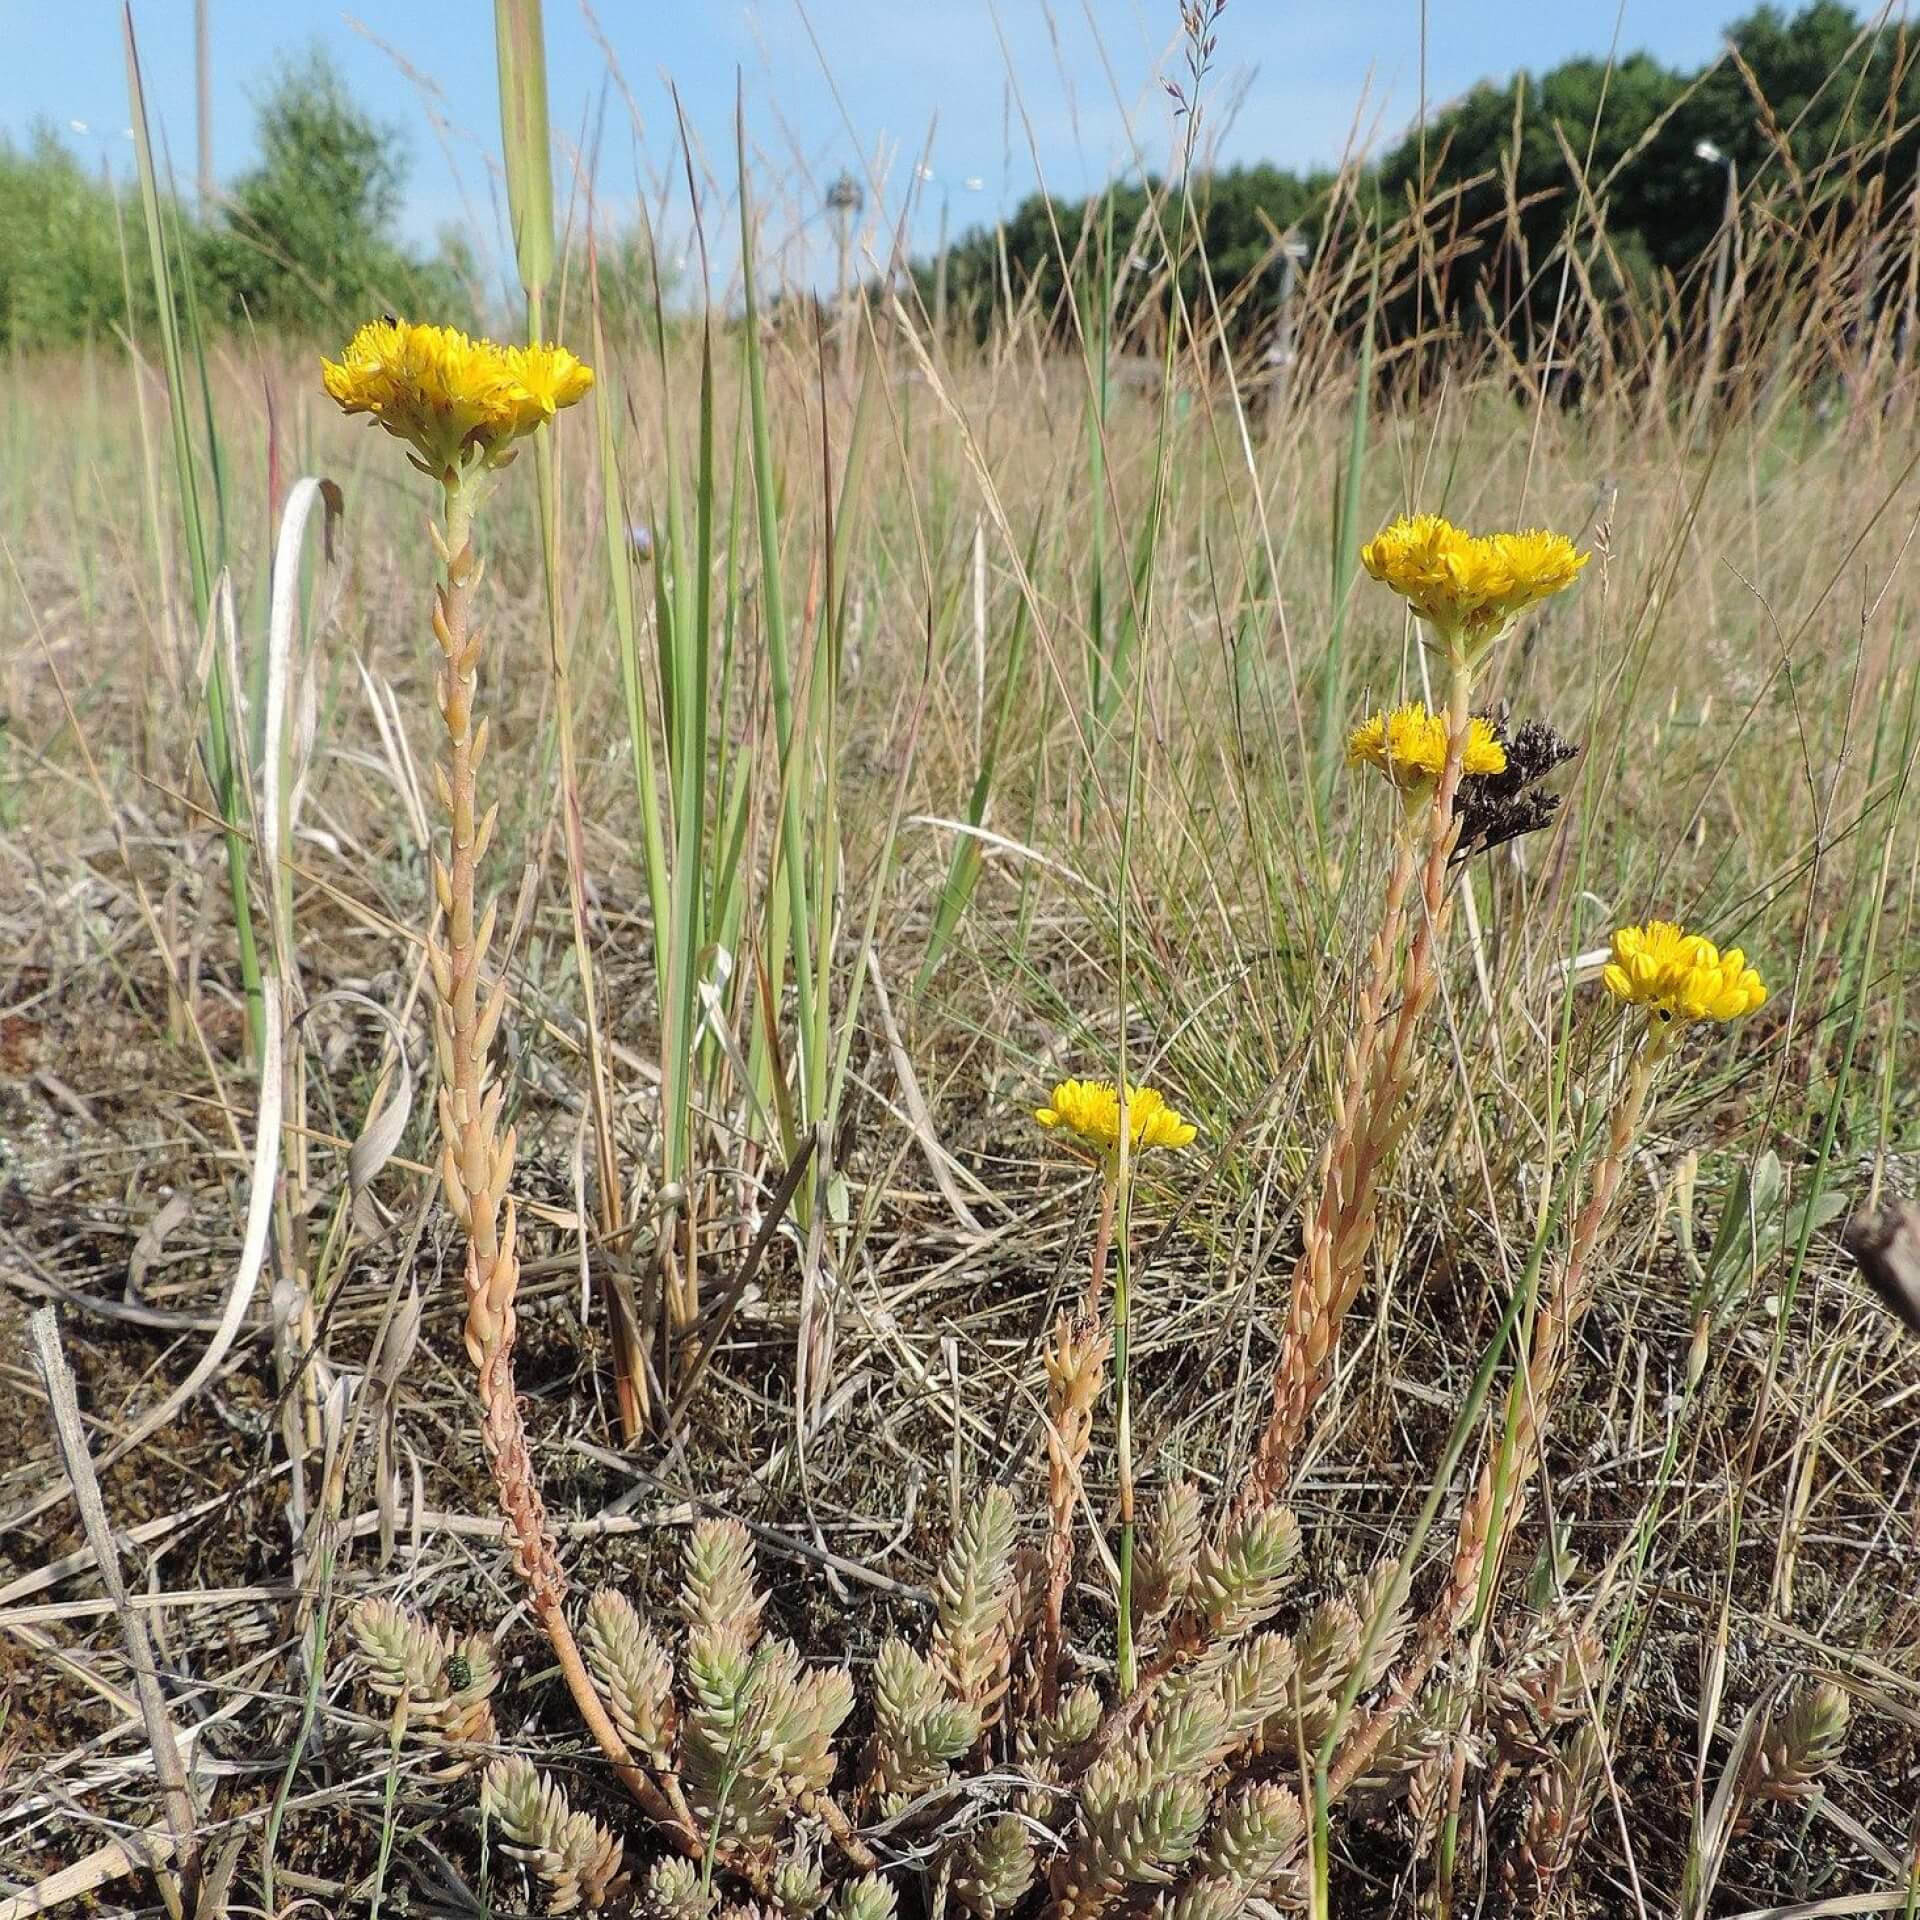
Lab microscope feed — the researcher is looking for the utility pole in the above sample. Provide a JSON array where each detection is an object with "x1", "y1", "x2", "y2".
[{"x1": 196, "y1": 0, "x2": 213, "y2": 210}]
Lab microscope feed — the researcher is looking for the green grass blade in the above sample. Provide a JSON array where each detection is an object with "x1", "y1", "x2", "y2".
[
  {"x1": 124, "y1": 3, "x2": 262, "y2": 1058},
  {"x1": 918, "y1": 513, "x2": 1043, "y2": 990},
  {"x1": 737, "y1": 92, "x2": 817, "y2": 1113},
  {"x1": 1318, "y1": 254, "x2": 1378, "y2": 806},
  {"x1": 593, "y1": 283, "x2": 670, "y2": 969},
  {"x1": 494, "y1": 0, "x2": 555, "y2": 296},
  {"x1": 662, "y1": 325, "x2": 716, "y2": 1187}
]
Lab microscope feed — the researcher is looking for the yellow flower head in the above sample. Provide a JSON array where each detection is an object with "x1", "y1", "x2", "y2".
[
  {"x1": 1347, "y1": 702, "x2": 1507, "y2": 792},
  {"x1": 321, "y1": 318, "x2": 593, "y2": 471},
  {"x1": 1034, "y1": 1079, "x2": 1197, "y2": 1159},
  {"x1": 502, "y1": 342, "x2": 595, "y2": 428},
  {"x1": 1601, "y1": 920, "x2": 1768, "y2": 1026},
  {"x1": 1360, "y1": 513, "x2": 1587, "y2": 653}
]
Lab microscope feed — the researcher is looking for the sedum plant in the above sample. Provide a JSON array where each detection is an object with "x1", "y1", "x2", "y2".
[
  {"x1": 483, "y1": 1755, "x2": 629, "y2": 1914},
  {"x1": 320, "y1": 339, "x2": 1796, "y2": 1918},
  {"x1": 1243, "y1": 512, "x2": 1589, "y2": 1514},
  {"x1": 1736, "y1": 1680, "x2": 1852, "y2": 1827},
  {"x1": 350, "y1": 1481, "x2": 1436, "y2": 1914},
  {"x1": 321, "y1": 318, "x2": 694, "y2": 1836},
  {"x1": 348, "y1": 1596, "x2": 499, "y2": 1777}
]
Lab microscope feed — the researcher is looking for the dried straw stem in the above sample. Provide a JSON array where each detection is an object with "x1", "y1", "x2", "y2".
[
  {"x1": 804, "y1": 1787, "x2": 882, "y2": 1872},
  {"x1": 426, "y1": 493, "x2": 697, "y2": 1852},
  {"x1": 1239, "y1": 665, "x2": 1471, "y2": 1514}
]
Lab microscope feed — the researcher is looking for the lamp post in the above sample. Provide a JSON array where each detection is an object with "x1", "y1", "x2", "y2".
[
  {"x1": 1268, "y1": 231, "x2": 1311, "y2": 401},
  {"x1": 1695, "y1": 139, "x2": 1738, "y2": 351}
]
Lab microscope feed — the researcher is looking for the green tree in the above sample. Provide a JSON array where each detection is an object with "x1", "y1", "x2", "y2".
[
  {"x1": 202, "y1": 48, "x2": 466, "y2": 330},
  {"x1": 1369, "y1": 52, "x2": 1686, "y2": 359},
  {"x1": 923, "y1": 3, "x2": 1920, "y2": 371},
  {"x1": 931, "y1": 164, "x2": 1329, "y2": 349},
  {"x1": 0, "y1": 128, "x2": 153, "y2": 348}
]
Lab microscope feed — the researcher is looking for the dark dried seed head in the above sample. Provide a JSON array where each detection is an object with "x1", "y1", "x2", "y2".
[{"x1": 1455, "y1": 710, "x2": 1582, "y2": 862}]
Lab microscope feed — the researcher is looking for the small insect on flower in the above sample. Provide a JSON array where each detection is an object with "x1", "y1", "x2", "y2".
[
  {"x1": 1347, "y1": 702, "x2": 1506, "y2": 792},
  {"x1": 1035, "y1": 1079, "x2": 1197, "y2": 1159},
  {"x1": 1360, "y1": 513, "x2": 1587, "y2": 653},
  {"x1": 1601, "y1": 920, "x2": 1767, "y2": 1026}
]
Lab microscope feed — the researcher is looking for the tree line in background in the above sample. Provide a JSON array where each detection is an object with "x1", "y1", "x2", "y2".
[
  {"x1": 3, "y1": 4, "x2": 1912, "y2": 361},
  {"x1": 926, "y1": 2, "x2": 1920, "y2": 369},
  {"x1": 0, "y1": 52, "x2": 482, "y2": 349},
  {"x1": 0, "y1": 48, "x2": 677, "y2": 352}
]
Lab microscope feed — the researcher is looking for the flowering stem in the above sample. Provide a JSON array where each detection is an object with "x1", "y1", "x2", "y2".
[
  {"x1": 1322, "y1": 1017, "x2": 1689, "y2": 1831},
  {"x1": 1038, "y1": 1309, "x2": 1105, "y2": 1713},
  {"x1": 1349, "y1": 652, "x2": 1474, "y2": 1182},
  {"x1": 1241, "y1": 648, "x2": 1473, "y2": 1513},
  {"x1": 425, "y1": 472, "x2": 698, "y2": 1853},
  {"x1": 1082, "y1": 1172, "x2": 1118, "y2": 1324},
  {"x1": 1073, "y1": 1156, "x2": 1139, "y2": 1694},
  {"x1": 1111, "y1": 1163, "x2": 1138, "y2": 1696}
]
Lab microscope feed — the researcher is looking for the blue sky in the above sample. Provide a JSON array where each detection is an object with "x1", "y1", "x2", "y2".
[{"x1": 5, "y1": 1, "x2": 1759, "y2": 295}]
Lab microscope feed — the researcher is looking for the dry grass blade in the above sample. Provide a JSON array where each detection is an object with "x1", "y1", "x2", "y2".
[
  {"x1": 26, "y1": 1308, "x2": 199, "y2": 1893},
  {"x1": 0, "y1": 1827, "x2": 180, "y2": 1920},
  {"x1": 1, "y1": 982, "x2": 285, "y2": 1541}
]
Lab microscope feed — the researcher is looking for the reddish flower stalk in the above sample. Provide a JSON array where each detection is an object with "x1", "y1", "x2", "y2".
[
  {"x1": 427, "y1": 485, "x2": 697, "y2": 1852},
  {"x1": 1238, "y1": 664, "x2": 1471, "y2": 1517}
]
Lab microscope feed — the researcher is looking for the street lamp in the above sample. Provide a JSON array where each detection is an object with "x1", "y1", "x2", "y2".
[
  {"x1": 1266, "y1": 232, "x2": 1312, "y2": 399},
  {"x1": 1695, "y1": 139, "x2": 1738, "y2": 349},
  {"x1": 933, "y1": 172, "x2": 984, "y2": 340}
]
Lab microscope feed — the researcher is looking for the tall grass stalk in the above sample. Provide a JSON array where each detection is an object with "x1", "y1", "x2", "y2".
[
  {"x1": 1317, "y1": 262, "x2": 1377, "y2": 808},
  {"x1": 737, "y1": 102, "x2": 819, "y2": 1148},
  {"x1": 660, "y1": 321, "x2": 718, "y2": 1330},
  {"x1": 123, "y1": 5, "x2": 264, "y2": 1059},
  {"x1": 917, "y1": 515, "x2": 1041, "y2": 988},
  {"x1": 494, "y1": 0, "x2": 644, "y2": 1433}
]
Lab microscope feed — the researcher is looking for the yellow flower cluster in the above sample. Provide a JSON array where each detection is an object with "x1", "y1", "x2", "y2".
[
  {"x1": 1360, "y1": 513, "x2": 1587, "y2": 651},
  {"x1": 1347, "y1": 703, "x2": 1506, "y2": 792},
  {"x1": 321, "y1": 319, "x2": 593, "y2": 471},
  {"x1": 1601, "y1": 920, "x2": 1768, "y2": 1026},
  {"x1": 1035, "y1": 1079, "x2": 1197, "y2": 1158}
]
